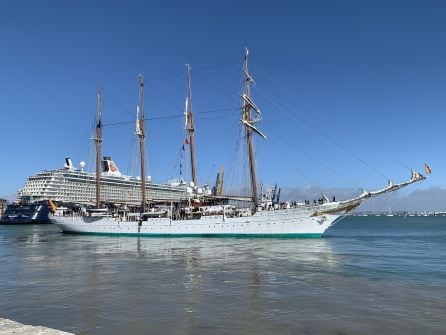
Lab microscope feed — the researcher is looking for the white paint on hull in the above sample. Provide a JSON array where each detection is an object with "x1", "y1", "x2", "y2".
[{"x1": 51, "y1": 208, "x2": 342, "y2": 236}]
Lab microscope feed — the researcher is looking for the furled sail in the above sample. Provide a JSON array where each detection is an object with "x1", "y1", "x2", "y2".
[
  {"x1": 135, "y1": 106, "x2": 142, "y2": 136},
  {"x1": 313, "y1": 171, "x2": 426, "y2": 216}
]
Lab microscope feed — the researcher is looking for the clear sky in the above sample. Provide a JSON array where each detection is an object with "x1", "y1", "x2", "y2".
[{"x1": 0, "y1": 0, "x2": 445, "y2": 202}]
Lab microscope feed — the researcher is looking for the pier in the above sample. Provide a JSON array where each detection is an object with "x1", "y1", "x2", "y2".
[{"x1": 0, "y1": 318, "x2": 73, "y2": 335}]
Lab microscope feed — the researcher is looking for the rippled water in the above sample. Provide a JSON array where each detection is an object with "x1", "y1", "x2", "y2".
[{"x1": 0, "y1": 216, "x2": 445, "y2": 334}]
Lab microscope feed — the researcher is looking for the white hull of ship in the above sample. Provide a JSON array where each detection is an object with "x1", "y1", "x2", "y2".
[
  {"x1": 51, "y1": 208, "x2": 342, "y2": 237},
  {"x1": 50, "y1": 171, "x2": 426, "y2": 237}
]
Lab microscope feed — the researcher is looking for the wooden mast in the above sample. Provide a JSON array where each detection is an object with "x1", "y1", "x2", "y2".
[
  {"x1": 95, "y1": 82, "x2": 102, "y2": 209},
  {"x1": 137, "y1": 75, "x2": 147, "y2": 213},
  {"x1": 242, "y1": 48, "x2": 259, "y2": 211},
  {"x1": 185, "y1": 64, "x2": 197, "y2": 185}
]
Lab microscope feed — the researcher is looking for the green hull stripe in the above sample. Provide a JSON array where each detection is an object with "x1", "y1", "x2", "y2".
[{"x1": 62, "y1": 231, "x2": 323, "y2": 238}]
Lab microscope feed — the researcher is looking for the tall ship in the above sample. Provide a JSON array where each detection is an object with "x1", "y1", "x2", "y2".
[{"x1": 51, "y1": 49, "x2": 426, "y2": 237}]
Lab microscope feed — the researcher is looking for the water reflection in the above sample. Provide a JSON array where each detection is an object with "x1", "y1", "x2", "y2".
[
  {"x1": 77, "y1": 236, "x2": 338, "y2": 266},
  {"x1": 60, "y1": 235, "x2": 342, "y2": 333},
  {"x1": 1, "y1": 220, "x2": 445, "y2": 334}
]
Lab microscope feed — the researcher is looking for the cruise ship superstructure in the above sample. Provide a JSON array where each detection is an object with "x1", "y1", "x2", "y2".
[{"x1": 18, "y1": 157, "x2": 188, "y2": 205}]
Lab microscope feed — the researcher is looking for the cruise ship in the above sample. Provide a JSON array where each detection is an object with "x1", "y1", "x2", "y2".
[{"x1": 17, "y1": 157, "x2": 189, "y2": 206}]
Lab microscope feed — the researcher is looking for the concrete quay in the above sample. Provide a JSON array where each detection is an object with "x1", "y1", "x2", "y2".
[{"x1": 0, "y1": 318, "x2": 74, "y2": 335}]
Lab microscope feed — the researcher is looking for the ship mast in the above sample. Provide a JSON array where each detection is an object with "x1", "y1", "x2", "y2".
[
  {"x1": 136, "y1": 75, "x2": 147, "y2": 213},
  {"x1": 185, "y1": 64, "x2": 197, "y2": 185},
  {"x1": 95, "y1": 82, "x2": 102, "y2": 209},
  {"x1": 242, "y1": 48, "x2": 259, "y2": 211}
]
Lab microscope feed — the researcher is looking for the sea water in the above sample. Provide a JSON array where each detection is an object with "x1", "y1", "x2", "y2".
[{"x1": 0, "y1": 216, "x2": 445, "y2": 334}]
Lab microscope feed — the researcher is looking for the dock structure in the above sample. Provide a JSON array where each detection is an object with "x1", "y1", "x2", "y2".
[{"x1": 0, "y1": 318, "x2": 74, "y2": 335}]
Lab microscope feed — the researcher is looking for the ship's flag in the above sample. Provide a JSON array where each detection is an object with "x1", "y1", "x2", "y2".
[
  {"x1": 184, "y1": 138, "x2": 189, "y2": 145},
  {"x1": 425, "y1": 163, "x2": 432, "y2": 174}
]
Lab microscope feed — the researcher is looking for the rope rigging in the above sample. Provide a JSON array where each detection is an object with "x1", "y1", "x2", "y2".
[
  {"x1": 250, "y1": 60, "x2": 415, "y2": 173},
  {"x1": 100, "y1": 108, "x2": 234, "y2": 128},
  {"x1": 83, "y1": 57, "x2": 424, "y2": 209},
  {"x1": 267, "y1": 129, "x2": 362, "y2": 189},
  {"x1": 269, "y1": 137, "x2": 326, "y2": 197},
  {"x1": 253, "y1": 84, "x2": 391, "y2": 181},
  {"x1": 192, "y1": 61, "x2": 244, "y2": 105}
]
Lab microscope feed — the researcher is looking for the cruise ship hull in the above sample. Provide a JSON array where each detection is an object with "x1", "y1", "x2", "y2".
[{"x1": 51, "y1": 209, "x2": 342, "y2": 237}]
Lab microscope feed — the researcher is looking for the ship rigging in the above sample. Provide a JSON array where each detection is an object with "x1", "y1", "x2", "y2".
[{"x1": 50, "y1": 49, "x2": 427, "y2": 237}]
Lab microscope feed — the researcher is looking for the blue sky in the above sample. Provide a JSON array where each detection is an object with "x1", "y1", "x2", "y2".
[{"x1": 0, "y1": 0, "x2": 445, "y2": 201}]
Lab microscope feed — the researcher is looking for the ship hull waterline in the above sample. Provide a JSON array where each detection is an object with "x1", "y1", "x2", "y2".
[
  {"x1": 50, "y1": 211, "x2": 343, "y2": 238},
  {"x1": 0, "y1": 203, "x2": 52, "y2": 225}
]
